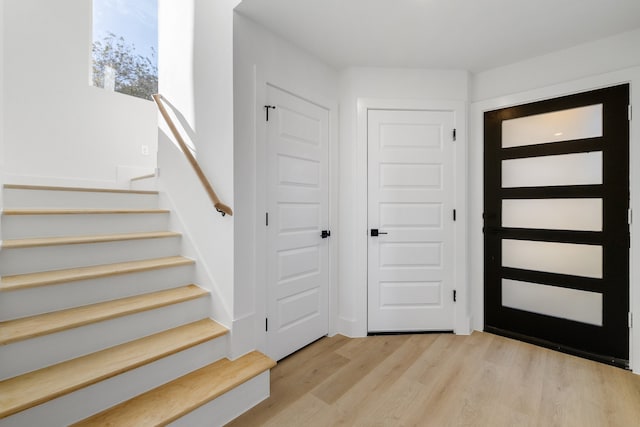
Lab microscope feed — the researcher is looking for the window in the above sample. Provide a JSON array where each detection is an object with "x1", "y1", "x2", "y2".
[{"x1": 92, "y1": 0, "x2": 158, "y2": 100}]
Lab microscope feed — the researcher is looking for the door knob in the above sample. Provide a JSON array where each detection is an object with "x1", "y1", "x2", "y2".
[
  {"x1": 371, "y1": 229, "x2": 388, "y2": 236},
  {"x1": 321, "y1": 230, "x2": 331, "y2": 239}
]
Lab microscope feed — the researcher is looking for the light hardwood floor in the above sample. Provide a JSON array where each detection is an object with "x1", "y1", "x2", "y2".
[{"x1": 227, "y1": 332, "x2": 640, "y2": 427}]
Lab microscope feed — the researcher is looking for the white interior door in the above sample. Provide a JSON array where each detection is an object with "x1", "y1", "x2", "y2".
[
  {"x1": 266, "y1": 85, "x2": 329, "y2": 360},
  {"x1": 368, "y1": 109, "x2": 456, "y2": 332}
]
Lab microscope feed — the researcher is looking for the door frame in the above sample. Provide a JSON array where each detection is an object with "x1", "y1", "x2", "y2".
[
  {"x1": 254, "y1": 70, "x2": 339, "y2": 355},
  {"x1": 356, "y1": 98, "x2": 469, "y2": 335},
  {"x1": 469, "y1": 70, "x2": 640, "y2": 372}
]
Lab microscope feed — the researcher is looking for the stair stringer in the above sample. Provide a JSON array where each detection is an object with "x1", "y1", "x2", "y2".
[
  {"x1": 156, "y1": 132, "x2": 234, "y2": 329},
  {"x1": 157, "y1": 163, "x2": 261, "y2": 359}
]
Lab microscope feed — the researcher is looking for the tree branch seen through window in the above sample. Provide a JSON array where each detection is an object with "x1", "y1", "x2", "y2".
[{"x1": 92, "y1": 32, "x2": 158, "y2": 101}]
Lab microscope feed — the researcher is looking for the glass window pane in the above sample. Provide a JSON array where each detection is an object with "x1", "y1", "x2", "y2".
[
  {"x1": 502, "y1": 239, "x2": 602, "y2": 278},
  {"x1": 502, "y1": 104, "x2": 603, "y2": 148},
  {"x1": 502, "y1": 152, "x2": 602, "y2": 188},
  {"x1": 502, "y1": 199, "x2": 602, "y2": 231},
  {"x1": 502, "y1": 279, "x2": 602, "y2": 326},
  {"x1": 92, "y1": 0, "x2": 158, "y2": 100}
]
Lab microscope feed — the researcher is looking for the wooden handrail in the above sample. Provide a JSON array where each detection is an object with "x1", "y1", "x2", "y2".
[{"x1": 152, "y1": 94, "x2": 233, "y2": 216}]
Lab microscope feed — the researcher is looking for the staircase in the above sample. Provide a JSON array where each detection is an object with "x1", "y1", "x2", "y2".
[{"x1": 0, "y1": 184, "x2": 275, "y2": 426}]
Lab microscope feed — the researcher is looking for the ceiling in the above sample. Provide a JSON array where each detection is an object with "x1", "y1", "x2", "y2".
[{"x1": 235, "y1": 0, "x2": 640, "y2": 73}]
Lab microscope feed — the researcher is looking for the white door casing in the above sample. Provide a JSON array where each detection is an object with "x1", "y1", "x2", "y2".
[
  {"x1": 368, "y1": 108, "x2": 456, "y2": 332},
  {"x1": 266, "y1": 85, "x2": 329, "y2": 360}
]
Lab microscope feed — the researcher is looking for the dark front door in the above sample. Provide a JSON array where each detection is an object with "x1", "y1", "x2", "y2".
[{"x1": 484, "y1": 84, "x2": 630, "y2": 367}]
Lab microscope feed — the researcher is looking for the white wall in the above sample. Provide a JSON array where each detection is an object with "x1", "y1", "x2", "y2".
[
  {"x1": 156, "y1": 130, "x2": 234, "y2": 329},
  {"x1": 338, "y1": 67, "x2": 469, "y2": 336},
  {"x1": 472, "y1": 28, "x2": 640, "y2": 102},
  {"x1": 157, "y1": 0, "x2": 195, "y2": 132},
  {"x1": 233, "y1": 13, "x2": 339, "y2": 355},
  {"x1": 0, "y1": 0, "x2": 5, "y2": 186},
  {"x1": 158, "y1": 0, "x2": 241, "y2": 353},
  {"x1": 469, "y1": 29, "x2": 640, "y2": 373},
  {"x1": 2, "y1": 0, "x2": 156, "y2": 187}
]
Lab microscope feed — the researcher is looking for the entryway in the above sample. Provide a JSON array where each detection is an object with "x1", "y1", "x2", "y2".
[{"x1": 484, "y1": 84, "x2": 630, "y2": 367}]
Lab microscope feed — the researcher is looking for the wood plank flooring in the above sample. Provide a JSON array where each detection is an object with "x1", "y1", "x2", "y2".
[{"x1": 227, "y1": 332, "x2": 640, "y2": 427}]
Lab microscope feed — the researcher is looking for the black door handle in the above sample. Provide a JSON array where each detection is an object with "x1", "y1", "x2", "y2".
[
  {"x1": 371, "y1": 229, "x2": 388, "y2": 237},
  {"x1": 321, "y1": 230, "x2": 331, "y2": 239}
]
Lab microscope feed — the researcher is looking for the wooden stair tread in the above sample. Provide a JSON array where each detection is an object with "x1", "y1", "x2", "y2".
[
  {"x1": 71, "y1": 351, "x2": 276, "y2": 427},
  {"x1": 0, "y1": 319, "x2": 228, "y2": 419},
  {"x1": 2, "y1": 231, "x2": 181, "y2": 249},
  {"x1": 0, "y1": 256, "x2": 195, "y2": 291},
  {"x1": 3, "y1": 209, "x2": 169, "y2": 216},
  {"x1": 3, "y1": 184, "x2": 158, "y2": 195},
  {"x1": 0, "y1": 285, "x2": 208, "y2": 345}
]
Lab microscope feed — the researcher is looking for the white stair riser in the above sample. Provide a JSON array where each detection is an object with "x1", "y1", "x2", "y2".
[
  {"x1": 3, "y1": 189, "x2": 159, "y2": 210},
  {"x1": 169, "y1": 371, "x2": 270, "y2": 427},
  {"x1": 0, "y1": 297, "x2": 212, "y2": 380},
  {"x1": 1, "y1": 212, "x2": 170, "y2": 239},
  {"x1": 0, "y1": 237, "x2": 182, "y2": 276},
  {"x1": 0, "y1": 265, "x2": 194, "y2": 321},
  {"x1": 0, "y1": 339, "x2": 228, "y2": 427}
]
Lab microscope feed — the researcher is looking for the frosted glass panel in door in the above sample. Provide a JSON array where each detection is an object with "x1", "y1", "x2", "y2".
[
  {"x1": 502, "y1": 104, "x2": 603, "y2": 148},
  {"x1": 502, "y1": 199, "x2": 602, "y2": 231},
  {"x1": 502, "y1": 152, "x2": 602, "y2": 188},
  {"x1": 502, "y1": 279, "x2": 603, "y2": 326},
  {"x1": 502, "y1": 239, "x2": 602, "y2": 278}
]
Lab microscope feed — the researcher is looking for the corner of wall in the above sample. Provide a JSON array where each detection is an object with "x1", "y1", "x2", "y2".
[
  {"x1": 471, "y1": 28, "x2": 640, "y2": 102},
  {"x1": 228, "y1": 313, "x2": 258, "y2": 359}
]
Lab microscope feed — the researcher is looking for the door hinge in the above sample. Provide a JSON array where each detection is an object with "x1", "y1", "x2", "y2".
[
  {"x1": 629, "y1": 208, "x2": 632, "y2": 225},
  {"x1": 266, "y1": 318, "x2": 269, "y2": 331},
  {"x1": 453, "y1": 290, "x2": 457, "y2": 302},
  {"x1": 452, "y1": 128, "x2": 457, "y2": 141},
  {"x1": 629, "y1": 105, "x2": 632, "y2": 121},
  {"x1": 266, "y1": 212, "x2": 269, "y2": 226},
  {"x1": 453, "y1": 209, "x2": 457, "y2": 221},
  {"x1": 264, "y1": 105, "x2": 276, "y2": 121},
  {"x1": 629, "y1": 312, "x2": 633, "y2": 328}
]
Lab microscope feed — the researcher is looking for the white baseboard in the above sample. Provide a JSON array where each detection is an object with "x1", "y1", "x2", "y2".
[{"x1": 337, "y1": 316, "x2": 366, "y2": 338}]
